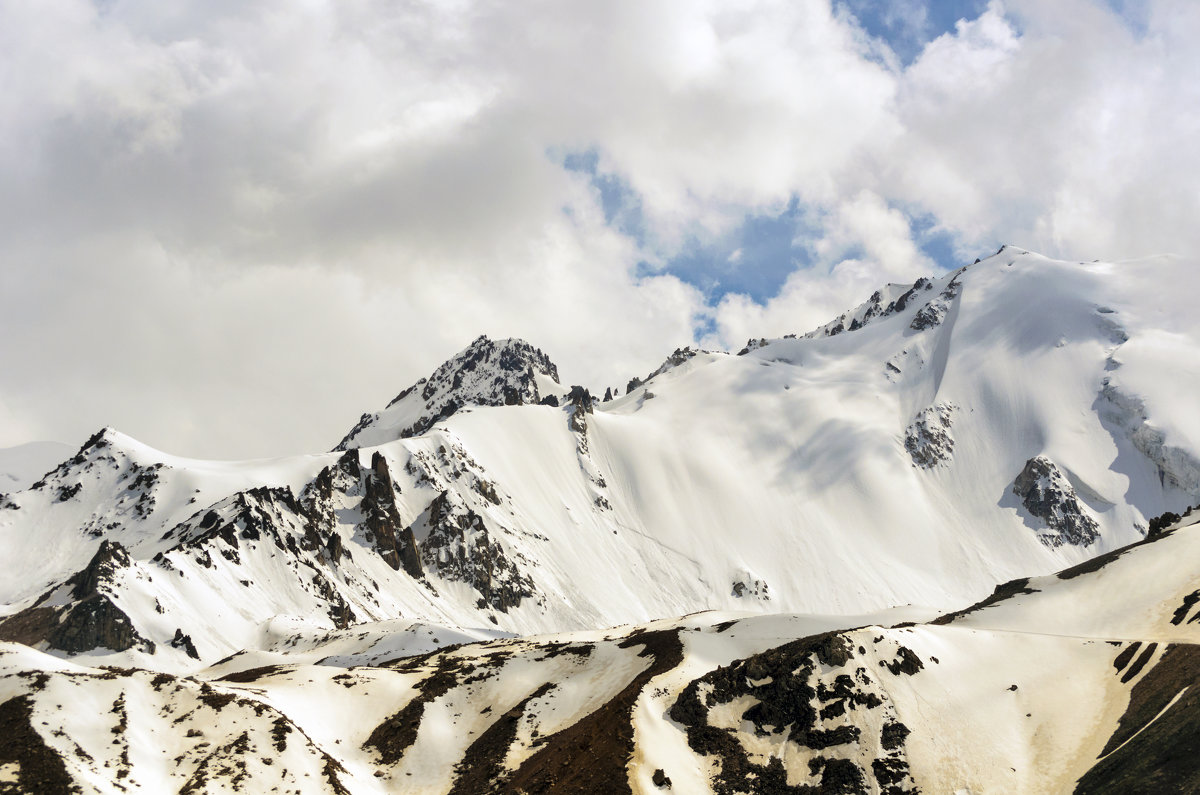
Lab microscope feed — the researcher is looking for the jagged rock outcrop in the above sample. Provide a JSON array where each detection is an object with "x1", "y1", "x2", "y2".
[
  {"x1": 904, "y1": 404, "x2": 956, "y2": 468},
  {"x1": 642, "y1": 346, "x2": 702, "y2": 382},
  {"x1": 418, "y1": 491, "x2": 536, "y2": 613},
  {"x1": 910, "y1": 275, "x2": 962, "y2": 332},
  {"x1": 736, "y1": 338, "x2": 768, "y2": 355},
  {"x1": 171, "y1": 628, "x2": 200, "y2": 659},
  {"x1": 1013, "y1": 456, "x2": 1100, "y2": 547},
  {"x1": 23, "y1": 428, "x2": 167, "y2": 537},
  {"x1": 0, "y1": 541, "x2": 155, "y2": 654},
  {"x1": 566, "y1": 386, "x2": 593, "y2": 434},
  {"x1": 336, "y1": 336, "x2": 561, "y2": 449},
  {"x1": 803, "y1": 275, "x2": 939, "y2": 339},
  {"x1": 361, "y1": 452, "x2": 423, "y2": 579},
  {"x1": 731, "y1": 576, "x2": 770, "y2": 600}
]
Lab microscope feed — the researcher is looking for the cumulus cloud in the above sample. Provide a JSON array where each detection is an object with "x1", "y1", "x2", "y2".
[
  {"x1": 0, "y1": 0, "x2": 1196, "y2": 457},
  {"x1": 708, "y1": 190, "x2": 937, "y2": 346}
]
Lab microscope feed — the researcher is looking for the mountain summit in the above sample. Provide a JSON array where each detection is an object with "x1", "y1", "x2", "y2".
[{"x1": 335, "y1": 335, "x2": 564, "y2": 450}]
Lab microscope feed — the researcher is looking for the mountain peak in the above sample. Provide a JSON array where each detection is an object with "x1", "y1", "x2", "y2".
[{"x1": 336, "y1": 335, "x2": 562, "y2": 449}]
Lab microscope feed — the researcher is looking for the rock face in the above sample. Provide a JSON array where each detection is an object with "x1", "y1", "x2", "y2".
[
  {"x1": 337, "y1": 336, "x2": 561, "y2": 449},
  {"x1": 909, "y1": 275, "x2": 962, "y2": 332},
  {"x1": 361, "y1": 452, "x2": 423, "y2": 579},
  {"x1": 730, "y1": 577, "x2": 770, "y2": 600},
  {"x1": 905, "y1": 404, "x2": 956, "y2": 468},
  {"x1": 418, "y1": 491, "x2": 537, "y2": 613},
  {"x1": 803, "y1": 275, "x2": 939, "y2": 339},
  {"x1": 566, "y1": 385, "x2": 594, "y2": 434},
  {"x1": 1013, "y1": 456, "x2": 1100, "y2": 547},
  {"x1": 0, "y1": 541, "x2": 155, "y2": 654}
]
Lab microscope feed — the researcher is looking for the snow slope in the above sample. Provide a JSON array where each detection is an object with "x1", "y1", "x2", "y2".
[
  {"x1": 2, "y1": 249, "x2": 1199, "y2": 671},
  {"x1": 3, "y1": 515, "x2": 1200, "y2": 793}
]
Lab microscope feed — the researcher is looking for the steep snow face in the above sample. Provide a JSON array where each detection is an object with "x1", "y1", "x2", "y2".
[{"x1": 336, "y1": 335, "x2": 565, "y2": 450}]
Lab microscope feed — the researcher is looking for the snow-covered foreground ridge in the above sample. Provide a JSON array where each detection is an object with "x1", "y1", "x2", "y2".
[
  {"x1": 4, "y1": 248, "x2": 1200, "y2": 791},
  {"x1": 4, "y1": 510, "x2": 1200, "y2": 793}
]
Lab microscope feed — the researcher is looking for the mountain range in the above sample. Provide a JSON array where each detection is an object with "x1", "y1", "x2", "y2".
[{"x1": 2, "y1": 247, "x2": 1199, "y2": 793}]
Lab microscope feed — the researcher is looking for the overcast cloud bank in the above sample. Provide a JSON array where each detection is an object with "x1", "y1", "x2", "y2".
[{"x1": 1, "y1": 0, "x2": 1196, "y2": 457}]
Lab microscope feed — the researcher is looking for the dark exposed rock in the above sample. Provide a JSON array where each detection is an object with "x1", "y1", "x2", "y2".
[
  {"x1": 1013, "y1": 456, "x2": 1100, "y2": 547},
  {"x1": 171, "y1": 628, "x2": 200, "y2": 660},
  {"x1": 643, "y1": 347, "x2": 700, "y2": 382},
  {"x1": 652, "y1": 769, "x2": 672, "y2": 788},
  {"x1": 904, "y1": 404, "x2": 956, "y2": 468},
  {"x1": 736, "y1": 338, "x2": 767, "y2": 356},
  {"x1": 367, "y1": 650, "x2": 504, "y2": 766},
  {"x1": 880, "y1": 646, "x2": 924, "y2": 676},
  {"x1": 670, "y1": 630, "x2": 917, "y2": 794},
  {"x1": 419, "y1": 492, "x2": 536, "y2": 612},
  {"x1": 909, "y1": 275, "x2": 962, "y2": 332},
  {"x1": 504, "y1": 629, "x2": 685, "y2": 794},
  {"x1": 68, "y1": 540, "x2": 132, "y2": 601},
  {"x1": 449, "y1": 682, "x2": 557, "y2": 794},
  {"x1": 1, "y1": 597, "x2": 154, "y2": 655},
  {"x1": 325, "y1": 532, "x2": 344, "y2": 563},
  {"x1": 361, "y1": 452, "x2": 423, "y2": 579},
  {"x1": 880, "y1": 722, "x2": 910, "y2": 751},
  {"x1": 567, "y1": 386, "x2": 593, "y2": 413},
  {"x1": 799, "y1": 273, "x2": 944, "y2": 341},
  {"x1": 932, "y1": 577, "x2": 1037, "y2": 625},
  {"x1": 1076, "y1": 644, "x2": 1200, "y2": 794},
  {"x1": 567, "y1": 386, "x2": 593, "y2": 434},
  {"x1": 0, "y1": 539, "x2": 157, "y2": 655},
  {"x1": 0, "y1": 695, "x2": 77, "y2": 795},
  {"x1": 731, "y1": 578, "x2": 770, "y2": 600},
  {"x1": 336, "y1": 336, "x2": 560, "y2": 449},
  {"x1": 56, "y1": 482, "x2": 82, "y2": 502},
  {"x1": 1172, "y1": 591, "x2": 1200, "y2": 625}
]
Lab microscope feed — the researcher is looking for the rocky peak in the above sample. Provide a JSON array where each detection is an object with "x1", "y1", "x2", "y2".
[
  {"x1": 1013, "y1": 456, "x2": 1100, "y2": 547},
  {"x1": 336, "y1": 336, "x2": 562, "y2": 449},
  {"x1": 68, "y1": 540, "x2": 132, "y2": 600},
  {"x1": 0, "y1": 539, "x2": 154, "y2": 655}
]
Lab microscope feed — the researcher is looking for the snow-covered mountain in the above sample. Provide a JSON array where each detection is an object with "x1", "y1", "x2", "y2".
[{"x1": 3, "y1": 248, "x2": 1200, "y2": 792}]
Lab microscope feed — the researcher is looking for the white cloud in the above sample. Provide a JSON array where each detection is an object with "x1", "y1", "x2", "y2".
[
  {"x1": 709, "y1": 190, "x2": 935, "y2": 347},
  {"x1": 1, "y1": 0, "x2": 1198, "y2": 456}
]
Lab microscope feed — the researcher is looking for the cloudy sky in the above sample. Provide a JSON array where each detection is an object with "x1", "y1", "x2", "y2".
[{"x1": 2, "y1": 0, "x2": 1197, "y2": 458}]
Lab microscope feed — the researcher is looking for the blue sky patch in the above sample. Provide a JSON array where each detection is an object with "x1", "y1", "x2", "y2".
[{"x1": 839, "y1": 0, "x2": 990, "y2": 65}]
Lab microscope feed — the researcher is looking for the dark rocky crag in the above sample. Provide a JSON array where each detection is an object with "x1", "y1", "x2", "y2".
[
  {"x1": 1013, "y1": 456, "x2": 1100, "y2": 547},
  {"x1": 0, "y1": 540, "x2": 155, "y2": 655},
  {"x1": 904, "y1": 404, "x2": 956, "y2": 469},
  {"x1": 337, "y1": 336, "x2": 561, "y2": 449},
  {"x1": 416, "y1": 491, "x2": 537, "y2": 614}
]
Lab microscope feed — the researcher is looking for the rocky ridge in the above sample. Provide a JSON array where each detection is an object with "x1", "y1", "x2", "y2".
[{"x1": 336, "y1": 335, "x2": 564, "y2": 450}]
